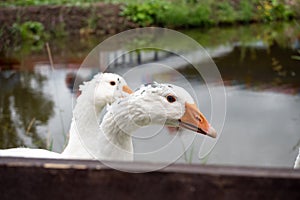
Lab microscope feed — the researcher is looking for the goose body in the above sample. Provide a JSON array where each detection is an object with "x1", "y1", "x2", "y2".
[
  {"x1": 61, "y1": 73, "x2": 132, "y2": 158},
  {"x1": 0, "y1": 148, "x2": 63, "y2": 158},
  {"x1": 0, "y1": 73, "x2": 132, "y2": 159}
]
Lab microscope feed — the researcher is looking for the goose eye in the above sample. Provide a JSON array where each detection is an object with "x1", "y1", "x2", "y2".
[
  {"x1": 166, "y1": 95, "x2": 176, "y2": 103},
  {"x1": 110, "y1": 81, "x2": 116, "y2": 86}
]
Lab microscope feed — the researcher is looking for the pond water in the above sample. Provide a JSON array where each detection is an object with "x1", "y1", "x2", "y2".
[{"x1": 0, "y1": 22, "x2": 300, "y2": 168}]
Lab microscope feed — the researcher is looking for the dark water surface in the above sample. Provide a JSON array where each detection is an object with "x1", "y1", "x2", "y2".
[{"x1": 0, "y1": 22, "x2": 300, "y2": 168}]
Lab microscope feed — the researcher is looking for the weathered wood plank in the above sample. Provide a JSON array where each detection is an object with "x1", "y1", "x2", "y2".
[{"x1": 0, "y1": 157, "x2": 299, "y2": 200}]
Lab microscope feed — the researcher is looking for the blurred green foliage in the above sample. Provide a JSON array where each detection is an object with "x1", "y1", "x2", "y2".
[
  {"x1": 155, "y1": 1, "x2": 213, "y2": 27},
  {"x1": 12, "y1": 21, "x2": 49, "y2": 52},
  {"x1": 121, "y1": 0, "x2": 169, "y2": 26},
  {"x1": 256, "y1": 0, "x2": 295, "y2": 21},
  {"x1": 214, "y1": 1, "x2": 236, "y2": 24},
  {"x1": 13, "y1": 21, "x2": 47, "y2": 41},
  {"x1": 121, "y1": 0, "x2": 297, "y2": 27},
  {"x1": 239, "y1": 0, "x2": 253, "y2": 22}
]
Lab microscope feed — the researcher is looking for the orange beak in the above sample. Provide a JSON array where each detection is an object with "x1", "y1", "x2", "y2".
[
  {"x1": 179, "y1": 103, "x2": 217, "y2": 138},
  {"x1": 122, "y1": 85, "x2": 133, "y2": 94}
]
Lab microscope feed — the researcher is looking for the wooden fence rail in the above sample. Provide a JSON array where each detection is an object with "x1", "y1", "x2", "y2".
[{"x1": 0, "y1": 157, "x2": 299, "y2": 200}]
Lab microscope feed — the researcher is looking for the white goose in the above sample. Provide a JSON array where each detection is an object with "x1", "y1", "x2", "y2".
[
  {"x1": 294, "y1": 148, "x2": 300, "y2": 169},
  {"x1": 61, "y1": 73, "x2": 132, "y2": 158},
  {"x1": 0, "y1": 73, "x2": 132, "y2": 159},
  {"x1": 78, "y1": 82, "x2": 217, "y2": 161}
]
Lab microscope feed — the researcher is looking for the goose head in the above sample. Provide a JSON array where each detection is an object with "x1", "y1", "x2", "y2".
[
  {"x1": 114, "y1": 83, "x2": 216, "y2": 138},
  {"x1": 94, "y1": 73, "x2": 133, "y2": 104}
]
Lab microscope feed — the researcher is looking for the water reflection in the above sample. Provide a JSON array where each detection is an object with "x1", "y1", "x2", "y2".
[
  {"x1": 218, "y1": 44, "x2": 300, "y2": 95},
  {"x1": 0, "y1": 70, "x2": 54, "y2": 149},
  {"x1": 0, "y1": 21, "x2": 300, "y2": 168},
  {"x1": 177, "y1": 43, "x2": 300, "y2": 95}
]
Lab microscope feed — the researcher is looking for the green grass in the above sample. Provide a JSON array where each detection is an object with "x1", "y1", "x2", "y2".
[
  {"x1": 121, "y1": 0, "x2": 298, "y2": 28},
  {"x1": 239, "y1": 0, "x2": 254, "y2": 22},
  {"x1": 155, "y1": 2, "x2": 213, "y2": 27}
]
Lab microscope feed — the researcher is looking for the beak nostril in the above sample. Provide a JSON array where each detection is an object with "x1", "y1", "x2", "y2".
[{"x1": 195, "y1": 115, "x2": 202, "y2": 123}]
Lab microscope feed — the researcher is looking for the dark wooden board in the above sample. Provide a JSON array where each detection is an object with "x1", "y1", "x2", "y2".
[{"x1": 0, "y1": 157, "x2": 299, "y2": 200}]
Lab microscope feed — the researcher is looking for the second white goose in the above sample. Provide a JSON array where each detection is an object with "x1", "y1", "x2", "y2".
[{"x1": 61, "y1": 73, "x2": 132, "y2": 158}]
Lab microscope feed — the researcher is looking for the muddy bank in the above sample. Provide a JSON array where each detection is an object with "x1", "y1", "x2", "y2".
[
  {"x1": 0, "y1": 3, "x2": 137, "y2": 34},
  {"x1": 0, "y1": 3, "x2": 137, "y2": 38},
  {"x1": 0, "y1": 3, "x2": 139, "y2": 56}
]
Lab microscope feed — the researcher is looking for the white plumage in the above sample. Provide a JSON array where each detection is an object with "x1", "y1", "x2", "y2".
[
  {"x1": 0, "y1": 78, "x2": 216, "y2": 161},
  {"x1": 84, "y1": 83, "x2": 217, "y2": 161},
  {"x1": 0, "y1": 73, "x2": 132, "y2": 159}
]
